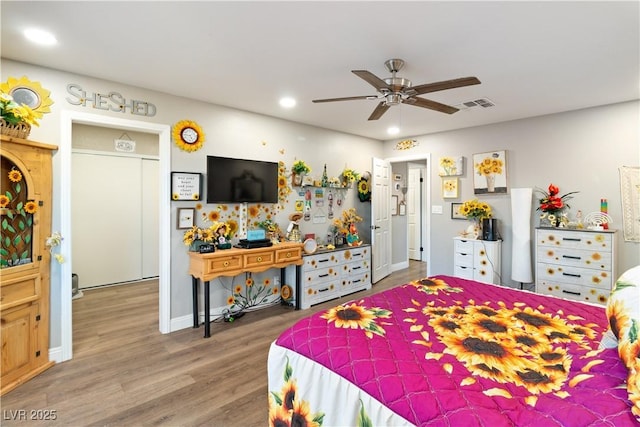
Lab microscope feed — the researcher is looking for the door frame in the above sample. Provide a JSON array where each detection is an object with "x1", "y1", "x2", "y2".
[
  {"x1": 58, "y1": 111, "x2": 171, "y2": 362},
  {"x1": 387, "y1": 153, "x2": 431, "y2": 276}
]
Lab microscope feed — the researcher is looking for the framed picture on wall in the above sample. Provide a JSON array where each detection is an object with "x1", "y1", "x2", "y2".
[
  {"x1": 442, "y1": 177, "x2": 459, "y2": 199},
  {"x1": 473, "y1": 150, "x2": 508, "y2": 195},
  {"x1": 438, "y1": 156, "x2": 465, "y2": 176},
  {"x1": 171, "y1": 172, "x2": 202, "y2": 201},
  {"x1": 451, "y1": 203, "x2": 466, "y2": 220},
  {"x1": 177, "y1": 208, "x2": 195, "y2": 229}
]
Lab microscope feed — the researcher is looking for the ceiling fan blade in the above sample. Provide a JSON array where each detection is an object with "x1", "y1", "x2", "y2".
[
  {"x1": 410, "y1": 77, "x2": 481, "y2": 96},
  {"x1": 312, "y1": 95, "x2": 377, "y2": 103},
  {"x1": 368, "y1": 102, "x2": 390, "y2": 120},
  {"x1": 406, "y1": 97, "x2": 459, "y2": 114},
  {"x1": 352, "y1": 70, "x2": 392, "y2": 92}
]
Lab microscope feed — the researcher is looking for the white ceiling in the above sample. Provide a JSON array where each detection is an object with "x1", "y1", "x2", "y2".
[{"x1": 1, "y1": 1, "x2": 638, "y2": 141}]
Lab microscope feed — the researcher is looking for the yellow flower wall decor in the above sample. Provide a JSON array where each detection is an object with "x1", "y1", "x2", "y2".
[
  {"x1": 173, "y1": 120, "x2": 205, "y2": 152},
  {"x1": 0, "y1": 75, "x2": 54, "y2": 121}
]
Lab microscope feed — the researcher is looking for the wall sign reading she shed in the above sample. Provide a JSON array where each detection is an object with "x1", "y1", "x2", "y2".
[{"x1": 171, "y1": 172, "x2": 202, "y2": 201}]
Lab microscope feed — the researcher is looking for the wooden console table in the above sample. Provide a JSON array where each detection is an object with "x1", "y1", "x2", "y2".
[{"x1": 188, "y1": 242, "x2": 303, "y2": 337}]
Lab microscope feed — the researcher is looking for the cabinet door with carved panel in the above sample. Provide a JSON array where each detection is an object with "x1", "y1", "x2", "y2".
[{"x1": 1, "y1": 135, "x2": 56, "y2": 396}]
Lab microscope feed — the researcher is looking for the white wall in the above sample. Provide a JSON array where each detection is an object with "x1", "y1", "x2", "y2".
[{"x1": 383, "y1": 101, "x2": 640, "y2": 287}]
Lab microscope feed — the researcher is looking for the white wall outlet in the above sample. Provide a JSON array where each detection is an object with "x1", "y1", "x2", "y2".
[
  {"x1": 273, "y1": 276, "x2": 280, "y2": 287},
  {"x1": 432, "y1": 205, "x2": 443, "y2": 214}
]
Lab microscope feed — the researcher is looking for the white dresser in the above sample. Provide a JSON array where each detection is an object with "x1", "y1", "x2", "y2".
[
  {"x1": 535, "y1": 228, "x2": 617, "y2": 305},
  {"x1": 453, "y1": 237, "x2": 502, "y2": 284},
  {"x1": 299, "y1": 245, "x2": 371, "y2": 309}
]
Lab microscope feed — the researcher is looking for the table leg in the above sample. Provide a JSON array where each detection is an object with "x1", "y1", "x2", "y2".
[
  {"x1": 192, "y1": 276, "x2": 199, "y2": 328},
  {"x1": 204, "y1": 280, "x2": 211, "y2": 338},
  {"x1": 295, "y1": 265, "x2": 301, "y2": 310}
]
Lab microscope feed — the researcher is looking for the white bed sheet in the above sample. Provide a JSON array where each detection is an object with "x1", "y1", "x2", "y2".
[{"x1": 267, "y1": 341, "x2": 413, "y2": 427}]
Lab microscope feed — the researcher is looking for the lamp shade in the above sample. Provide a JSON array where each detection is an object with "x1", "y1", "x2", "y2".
[{"x1": 511, "y1": 188, "x2": 533, "y2": 283}]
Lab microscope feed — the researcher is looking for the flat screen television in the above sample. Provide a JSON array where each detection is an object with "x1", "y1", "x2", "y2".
[{"x1": 206, "y1": 156, "x2": 279, "y2": 204}]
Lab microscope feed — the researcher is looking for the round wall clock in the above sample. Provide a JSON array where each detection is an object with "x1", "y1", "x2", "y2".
[
  {"x1": 173, "y1": 120, "x2": 205, "y2": 152},
  {"x1": 0, "y1": 75, "x2": 54, "y2": 118}
]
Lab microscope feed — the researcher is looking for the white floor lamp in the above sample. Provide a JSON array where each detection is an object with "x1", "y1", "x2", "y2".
[{"x1": 511, "y1": 188, "x2": 533, "y2": 288}]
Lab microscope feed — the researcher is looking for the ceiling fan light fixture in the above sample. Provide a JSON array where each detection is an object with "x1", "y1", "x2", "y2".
[{"x1": 385, "y1": 93, "x2": 403, "y2": 105}]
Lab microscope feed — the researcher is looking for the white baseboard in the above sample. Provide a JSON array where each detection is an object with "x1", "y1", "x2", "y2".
[
  {"x1": 391, "y1": 261, "x2": 409, "y2": 272},
  {"x1": 49, "y1": 346, "x2": 65, "y2": 363}
]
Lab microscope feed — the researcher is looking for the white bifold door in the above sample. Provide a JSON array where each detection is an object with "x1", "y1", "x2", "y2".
[{"x1": 71, "y1": 152, "x2": 159, "y2": 289}]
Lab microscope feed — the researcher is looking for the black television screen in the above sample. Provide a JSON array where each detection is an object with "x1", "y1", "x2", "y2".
[{"x1": 206, "y1": 156, "x2": 279, "y2": 204}]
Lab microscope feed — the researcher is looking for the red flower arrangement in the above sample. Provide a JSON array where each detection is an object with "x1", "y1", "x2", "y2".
[{"x1": 536, "y1": 183, "x2": 578, "y2": 213}]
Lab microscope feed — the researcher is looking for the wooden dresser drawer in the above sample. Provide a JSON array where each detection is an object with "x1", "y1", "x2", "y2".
[
  {"x1": 536, "y1": 246, "x2": 612, "y2": 270},
  {"x1": 537, "y1": 262, "x2": 613, "y2": 290},
  {"x1": 536, "y1": 280, "x2": 609, "y2": 305},
  {"x1": 274, "y1": 246, "x2": 302, "y2": 264},
  {"x1": 0, "y1": 274, "x2": 41, "y2": 310},
  {"x1": 536, "y1": 230, "x2": 613, "y2": 251},
  {"x1": 243, "y1": 250, "x2": 274, "y2": 269},
  {"x1": 206, "y1": 255, "x2": 243, "y2": 275}
]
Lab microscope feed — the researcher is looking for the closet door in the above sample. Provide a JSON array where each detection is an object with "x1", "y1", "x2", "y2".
[
  {"x1": 141, "y1": 158, "x2": 159, "y2": 279},
  {"x1": 72, "y1": 153, "x2": 142, "y2": 288}
]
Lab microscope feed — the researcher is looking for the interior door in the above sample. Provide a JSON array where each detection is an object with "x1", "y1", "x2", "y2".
[
  {"x1": 371, "y1": 157, "x2": 392, "y2": 283},
  {"x1": 141, "y1": 159, "x2": 159, "y2": 278},
  {"x1": 407, "y1": 165, "x2": 422, "y2": 260}
]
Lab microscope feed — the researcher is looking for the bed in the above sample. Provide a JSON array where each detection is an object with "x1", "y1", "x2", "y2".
[{"x1": 267, "y1": 274, "x2": 640, "y2": 426}]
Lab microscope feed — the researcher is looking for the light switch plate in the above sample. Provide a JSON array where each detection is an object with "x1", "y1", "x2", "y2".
[{"x1": 432, "y1": 205, "x2": 443, "y2": 214}]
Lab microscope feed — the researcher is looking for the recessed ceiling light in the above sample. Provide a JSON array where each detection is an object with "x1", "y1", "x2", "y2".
[
  {"x1": 279, "y1": 97, "x2": 296, "y2": 108},
  {"x1": 24, "y1": 28, "x2": 57, "y2": 46},
  {"x1": 387, "y1": 126, "x2": 400, "y2": 135}
]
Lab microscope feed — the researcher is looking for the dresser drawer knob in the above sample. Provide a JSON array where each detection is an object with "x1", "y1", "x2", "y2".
[
  {"x1": 257, "y1": 256, "x2": 262, "y2": 262},
  {"x1": 562, "y1": 238, "x2": 581, "y2": 242},
  {"x1": 286, "y1": 252, "x2": 291, "y2": 258},
  {"x1": 562, "y1": 290, "x2": 581, "y2": 296},
  {"x1": 223, "y1": 261, "x2": 229, "y2": 267},
  {"x1": 562, "y1": 255, "x2": 581, "y2": 260}
]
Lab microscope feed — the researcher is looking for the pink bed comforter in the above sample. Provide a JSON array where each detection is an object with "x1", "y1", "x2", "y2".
[{"x1": 275, "y1": 275, "x2": 636, "y2": 426}]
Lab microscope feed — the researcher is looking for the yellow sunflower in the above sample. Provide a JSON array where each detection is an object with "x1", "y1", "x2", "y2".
[
  {"x1": 0, "y1": 195, "x2": 9, "y2": 208},
  {"x1": 268, "y1": 404, "x2": 291, "y2": 427},
  {"x1": 8, "y1": 168, "x2": 22, "y2": 182},
  {"x1": 248, "y1": 206, "x2": 260, "y2": 217},
  {"x1": 234, "y1": 285, "x2": 242, "y2": 294},
  {"x1": 24, "y1": 201, "x2": 38, "y2": 214},
  {"x1": 605, "y1": 299, "x2": 630, "y2": 340},
  {"x1": 226, "y1": 296, "x2": 235, "y2": 305},
  {"x1": 291, "y1": 400, "x2": 321, "y2": 427},
  {"x1": 208, "y1": 210, "x2": 220, "y2": 222},
  {"x1": 323, "y1": 303, "x2": 375, "y2": 330},
  {"x1": 246, "y1": 278, "x2": 254, "y2": 287},
  {"x1": 278, "y1": 175, "x2": 287, "y2": 188},
  {"x1": 358, "y1": 179, "x2": 369, "y2": 193}
]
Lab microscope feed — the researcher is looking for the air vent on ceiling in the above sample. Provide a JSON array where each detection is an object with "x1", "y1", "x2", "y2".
[
  {"x1": 456, "y1": 98, "x2": 495, "y2": 110},
  {"x1": 462, "y1": 98, "x2": 496, "y2": 108}
]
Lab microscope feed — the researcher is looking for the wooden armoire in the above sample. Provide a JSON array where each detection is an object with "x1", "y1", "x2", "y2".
[{"x1": 1, "y1": 134, "x2": 57, "y2": 395}]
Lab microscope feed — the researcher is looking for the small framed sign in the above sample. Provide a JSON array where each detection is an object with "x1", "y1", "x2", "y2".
[
  {"x1": 171, "y1": 172, "x2": 202, "y2": 201},
  {"x1": 177, "y1": 208, "x2": 195, "y2": 229}
]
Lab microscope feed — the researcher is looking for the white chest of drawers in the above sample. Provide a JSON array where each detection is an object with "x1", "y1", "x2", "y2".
[
  {"x1": 299, "y1": 245, "x2": 371, "y2": 309},
  {"x1": 535, "y1": 228, "x2": 617, "y2": 305},
  {"x1": 453, "y1": 237, "x2": 502, "y2": 285}
]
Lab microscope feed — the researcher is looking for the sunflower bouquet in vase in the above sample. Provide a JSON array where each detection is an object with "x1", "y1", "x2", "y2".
[{"x1": 458, "y1": 199, "x2": 492, "y2": 239}]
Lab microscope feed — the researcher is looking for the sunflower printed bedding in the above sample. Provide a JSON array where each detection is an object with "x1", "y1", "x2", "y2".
[{"x1": 268, "y1": 275, "x2": 638, "y2": 426}]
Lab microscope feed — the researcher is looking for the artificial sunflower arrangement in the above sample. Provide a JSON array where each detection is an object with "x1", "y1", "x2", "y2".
[
  {"x1": 332, "y1": 208, "x2": 363, "y2": 235},
  {"x1": 182, "y1": 225, "x2": 215, "y2": 247},
  {"x1": 291, "y1": 160, "x2": 311, "y2": 175},
  {"x1": 341, "y1": 167, "x2": 360, "y2": 185},
  {"x1": 458, "y1": 199, "x2": 492, "y2": 220},
  {"x1": 0, "y1": 93, "x2": 40, "y2": 127}
]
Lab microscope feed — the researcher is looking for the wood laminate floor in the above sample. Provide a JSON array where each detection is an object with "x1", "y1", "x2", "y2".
[{"x1": 1, "y1": 261, "x2": 426, "y2": 427}]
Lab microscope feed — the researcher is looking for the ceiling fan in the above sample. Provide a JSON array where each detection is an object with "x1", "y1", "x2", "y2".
[{"x1": 312, "y1": 59, "x2": 481, "y2": 120}]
